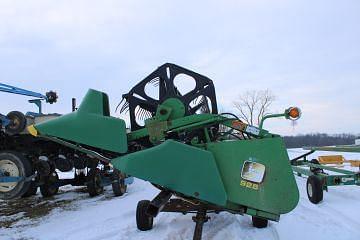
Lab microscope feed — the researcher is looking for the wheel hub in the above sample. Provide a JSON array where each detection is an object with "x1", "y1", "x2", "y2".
[
  {"x1": 0, "y1": 160, "x2": 20, "y2": 192},
  {"x1": 307, "y1": 182, "x2": 313, "y2": 197}
]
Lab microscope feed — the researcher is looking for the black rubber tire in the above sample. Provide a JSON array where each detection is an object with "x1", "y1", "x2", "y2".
[
  {"x1": 252, "y1": 216, "x2": 268, "y2": 228},
  {"x1": 22, "y1": 166, "x2": 38, "y2": 198},
  {"x1": 306, "y1": 175, "x2": 323, "y2": 204},
  {"x1": 22, "y1": 180, "x2": 38, "y2": 198},
  {"x1": 40, "y1": 172, "x2": 59, "y2": 197},
  {"x1": 112, "y1": 170, "x2": 127, "y2": 197},
  {"x1": 0, "y1": 151, "x2": 32, "y2": 200},
  {"x1": 136, "y1": 200, "x2": 154, "y2": 231},
  {"x1": 5, "y1": 111, "x2": 27, "y2": 135},
  {"x1": 87, "y1": 168, "x2": 104, "y2": 197}
]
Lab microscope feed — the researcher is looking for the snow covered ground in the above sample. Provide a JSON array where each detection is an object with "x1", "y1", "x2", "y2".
[{"x1": 1, "y1": 149, "x2": 359, "y2": 240}]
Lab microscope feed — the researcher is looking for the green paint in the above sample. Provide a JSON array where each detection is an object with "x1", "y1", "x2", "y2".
[
  {"x1": 112, "y1": 136, "x2": 298, "y2": 216},
  {"x1": 207, "y1": 137, "x2": 299, "y2": 214},
  {"x1": 111, "y1": 140, "x2": 228, "y2": 206},
  {"x1": 32, "y1": 88, "x2": 301, "y2": 220},
  {"x1": 292, "y1": 164, "x2": 360, "y2": 187},
  {"x1": 161, "y1": 98, "x2": 185, "y2": 120},
  {"x1": 34, "y1": 89, "x2": 128, "y2": 153}
]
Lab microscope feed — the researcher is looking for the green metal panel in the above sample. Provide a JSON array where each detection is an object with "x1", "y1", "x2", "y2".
[
  {"x1": 34, "y1": 89, "x2": 128, "y2": 153},
  {"x1": 111, "y1": 140, "x2": 228, "y2": 206},
  {"x1": 207, "y1": 137, "x2": 299, "y2": 215}
]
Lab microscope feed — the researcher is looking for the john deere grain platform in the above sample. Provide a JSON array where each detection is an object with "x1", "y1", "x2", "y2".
[{"x1": 29, "y1": 63, "x2": 301, "y2": 240}]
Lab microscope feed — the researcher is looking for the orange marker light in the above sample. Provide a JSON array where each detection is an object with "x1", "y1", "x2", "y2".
[{"x1": 288, "y1": 107, "x2": 301, "y2": 120}]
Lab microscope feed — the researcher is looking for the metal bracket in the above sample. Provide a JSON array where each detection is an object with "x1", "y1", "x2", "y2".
[
  {"x1": 28, "y1": 99, "x2": 43, "y2": 114},
  {"x1": 0, "y1": 114, "x2": 11, "y2": 127},
  {"x1": 0, "y1": 176, "x2": 23, "y2": 183},
  {"x1": 192, "y1": 209, "x2": 210, "y2": 240}
]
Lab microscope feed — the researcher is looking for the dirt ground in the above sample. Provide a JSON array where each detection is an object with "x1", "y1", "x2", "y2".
[{"x1": 0, "y1": 187, "x2": 88, "y2": 229}]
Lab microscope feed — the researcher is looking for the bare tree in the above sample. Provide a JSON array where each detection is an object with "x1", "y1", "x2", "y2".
[{"x1": 233, "y1": 89, "x2": 276, "y2": 126}]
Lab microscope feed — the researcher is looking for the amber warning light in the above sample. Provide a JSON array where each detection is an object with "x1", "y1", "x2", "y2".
[{"x1": 287, "y1": 107, "x2": 301, "y2": 120}]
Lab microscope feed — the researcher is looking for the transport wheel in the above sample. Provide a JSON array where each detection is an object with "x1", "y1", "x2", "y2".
[
  {"x1": 112, "y1": 170, "x2": 127, "y2": 197},
  {"x1": 306, "y1": 175, "x2": 323, "y2": 204},
  {"x1": 22, "y1": 167, "x2": 39, "y2": 198},
  {"x1": 5, "y1": 111, "x2": 27, "y2": 135},
  {"x1": 0, "y1": 151, "x2": 32, "y2": 200},
  {"x1": 87, "y1": 168, "x2": 103, "y2": 197},
  {"x1": 136, "y1": 200, "x2": 154, "y2": 231},
  {"x1": 252, "y1": 216, "x2": 268, "y2": 228},
  {"x1": 40, "y1": 172, "x2": 59, "y2": 197}
]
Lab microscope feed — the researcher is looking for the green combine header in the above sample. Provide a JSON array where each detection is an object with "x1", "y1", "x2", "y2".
[{"x1": 29, "y1": 63, "x2": 301, "y2": 240}]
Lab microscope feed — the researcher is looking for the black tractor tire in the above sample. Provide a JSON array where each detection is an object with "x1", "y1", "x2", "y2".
[
  {"x1": 0, "y1": 151, "x2": 32, "y2": 200},
  {"x1": 22, "y1": 180, "x2": 38, "y2": 197},
  {"x1": 306, "y1": 175, "x2": 324, "y2": 204},
  {"x1": 87, "y1": 168, "x2": 104, "y2": 197},
  {"x1": 112, "y1": 170, "x2": 127, "y2": 197},
  {"x1": 5, "y1": 111, "x2": 27, "y2": 135},
  {"x1": 136, "y1": 200, "x2": 154, "y2": 231},
  {"x1": 252, "y1": 216, "x2": 268, "y2": 228},
  {"x1": 40, "y1": 171, "x2": 59, "y2": 197}
]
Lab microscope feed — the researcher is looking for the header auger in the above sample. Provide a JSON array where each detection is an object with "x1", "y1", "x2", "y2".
[{"x1": 29, "y1": 63, "x2": 301, "y2": 240}]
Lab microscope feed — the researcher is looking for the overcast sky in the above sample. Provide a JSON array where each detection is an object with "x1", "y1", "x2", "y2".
[{"x1": 0, "y1": 0, "x2": 359, "y2": 135}]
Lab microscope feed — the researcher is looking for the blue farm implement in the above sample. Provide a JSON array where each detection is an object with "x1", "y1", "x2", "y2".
[{"x1": 0, "y1": 83, "x2": 132, "y2": 200}]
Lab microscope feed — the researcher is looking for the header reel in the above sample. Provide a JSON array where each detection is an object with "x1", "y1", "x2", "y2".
[{"x1": 119, "y1": 63, "x2": 218, "y2": 131}]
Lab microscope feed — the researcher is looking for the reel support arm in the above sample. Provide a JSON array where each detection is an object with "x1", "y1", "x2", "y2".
[{"x1": 259, "y1": 107, "x2": 302, "y2": 129}]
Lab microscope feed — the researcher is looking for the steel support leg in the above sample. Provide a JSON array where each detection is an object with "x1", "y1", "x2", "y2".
[{"x1": 192, "y1": 209, "x2": 209, "y2": 240}]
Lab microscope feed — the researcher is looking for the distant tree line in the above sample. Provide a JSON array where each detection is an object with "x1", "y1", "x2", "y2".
[
  {"x1": 231, "y1": 90, "x2": 358, "y2": 149},
  {"x1": 283, "y1": 133, "x2": 357, "y2": 148}
]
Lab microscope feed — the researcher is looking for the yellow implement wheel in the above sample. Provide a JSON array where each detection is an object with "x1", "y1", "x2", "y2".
[{"x1": 0, "y1": 151, "x2": 32, "y2": 200}]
